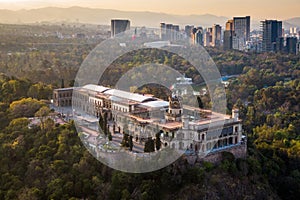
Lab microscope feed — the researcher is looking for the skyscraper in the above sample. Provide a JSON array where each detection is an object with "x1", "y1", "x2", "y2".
[
  {"x1": 111, "y1": 19, "x2": 130, "y2": 38},
  {"x1": 171, "y1": 25, "x2": 180, "y2": 41},
  {"x1": 185, "y1": 25, "x2": 194, "y2": 39},
  {"x1": 204, "y1": 28, "x2": 213, "y2": 47},
  {"x1": 191, "y1": 27, "x2": 203, "y2": 45},
  {"x1": 212, "y1": 24, "x2": 222, "y2": 47},
  {"x1": 276, "y1": 37, "x2": 284, "y2": 53},
  {"x1": 160, "y1": 23, "x2": 167, "y2": 40},
  {"x1": 226, "y1": 20, "x2": 234, "y2": 31},
  {"x1": 286, "y1": 37, "x2": 298, "y2": 54},
  {"x1": 160, "y1": 23, "x2": 180, "y2": 41},
  {"x1": 224, "y1": 20, "x2": 234, "y2": 50},
  {"x1": 261, "y1": 20, "x2": 283, "y2": 52},
  {"x1": 232, "y1": 16, "x2": 250, "y2": 51},
  {"x1": 290, "y1": 27, "x2": 298, "y2": 36}
]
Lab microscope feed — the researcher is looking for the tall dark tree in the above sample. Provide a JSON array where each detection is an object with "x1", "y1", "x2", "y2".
[
  {"x1": 129, "y1": 136, "x2": 133, "y2": 151},
  {"x1": 144, "y1": 138, "x2": 155, "y2": 153},
  {"x1": 121, "y1": 133, "x2": 129, "y2": 147},
  {"x1": 98, "y1": 114, "x2": 104, "y2": 134},
  {"x1": 197, "y1": 96, "x2": 204, "y2": 109},
  {"x1": 155, "y1": 133, "x2": 161, "y2": 151},
  {"x1": 108, "y1": 131, "x2": 112, "y2": 141},
  {"x1": 61, "y1": 79, "x2": 65, "y2": 88}
]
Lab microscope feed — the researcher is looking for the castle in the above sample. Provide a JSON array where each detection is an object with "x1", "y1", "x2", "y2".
[{"x1": 53, "y1": 84, "x2": 246, "y2": 159}]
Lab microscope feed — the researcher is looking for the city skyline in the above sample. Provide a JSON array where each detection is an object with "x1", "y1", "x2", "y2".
[{"x1": 0, "y1": 0, "x2": 299, "y2": 20}]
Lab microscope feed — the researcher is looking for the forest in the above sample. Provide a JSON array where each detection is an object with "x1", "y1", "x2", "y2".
[{"x1": 0, "y1": 23, "x2": 299, "y2": 199}]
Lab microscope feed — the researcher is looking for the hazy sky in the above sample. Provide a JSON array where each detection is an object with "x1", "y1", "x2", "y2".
[{"x1": 0, "y1": 0, "x2": 299, "y2": 20}]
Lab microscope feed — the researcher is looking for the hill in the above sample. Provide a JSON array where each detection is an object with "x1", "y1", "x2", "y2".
[
  {"x1": 0, "y1": 6, "x2": 228, "y2": 28},
  {"x1": 285, "y1": 17, "x2": 300, "y2": 29}
]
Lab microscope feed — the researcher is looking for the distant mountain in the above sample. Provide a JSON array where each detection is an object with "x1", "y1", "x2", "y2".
[
  {"x1": 284, "y1": 17, "x2": 300, "y2": 29},
  {"x1": 0, "y1": 7, "x2": 298, "y2": 31},
  {"x1": 0, "y1": 6, "x2": 228, "y2": 28}
]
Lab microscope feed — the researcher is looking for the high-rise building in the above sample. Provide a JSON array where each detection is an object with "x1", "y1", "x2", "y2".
[
  {"x1": 191, "y1": 27, "x2": 203, "y2": 45},
  {"x1": 171, "y1": 25, "x2": 180, "y2": 41},
  {"x1": 224, "y1": 20, "x2": 234, "y2": 50},
  {"x1": 226, "y1": 20, "x2": 234, "y2": 31},
  {"x1": 297, "y1": 41, "x2": 300, "y2": 55},
  {"x1": 276, "y1": 37, "x2": 284, "y2": 53},
  {"x1": 224, "y1": 31, "x2": 233, "y2": 50},
  {"x1": 195, "y1": 28, "x2": 204, "y2": 45},
  {"x1": 204, "y1": 28, "x2": 213, "y2": 47},
  {"x1": 212, "y1": 24, "x2": 222, "y2": 47},
  {"x1": 160, "y1": 23, "x2": 180, "y2": 41},
  {"x1": 232, "y1": 16, "x2": 250, "y2": 51},
  {"x1": 290, "y1": 27, "x2": 298, "y2": 36},
  {"x1": 185, "y1": 25, "x2": 194, "y2": 38},
  {"x1": 286, "y1": 37, "x2": 298, "y2": 54},
  {"x1": 261, "y1": 20, "x2": 283, "y2": 52},
  {"x1": 111, "y1": 19, "x2": 130, "y2": 38},
  {"x1": 160, "y1": 23, "x2": 167, "y2": 40}
]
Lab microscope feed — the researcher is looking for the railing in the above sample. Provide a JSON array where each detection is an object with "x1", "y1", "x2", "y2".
[{"x1": 165, "y1": 113, "x2": 181, "y2": 118}]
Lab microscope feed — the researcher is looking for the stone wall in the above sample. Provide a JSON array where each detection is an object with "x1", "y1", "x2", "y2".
[
  {"x1": 201, "y1": 144, "x2": 247, "y2": 164},
  {"x1": 185, "y1": 143, "x2": 247, "y2": 165}
]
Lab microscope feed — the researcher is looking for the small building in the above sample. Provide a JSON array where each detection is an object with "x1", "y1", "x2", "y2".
[{"x1": 53, "y1": 87, "x2": 73, "y2": 107}]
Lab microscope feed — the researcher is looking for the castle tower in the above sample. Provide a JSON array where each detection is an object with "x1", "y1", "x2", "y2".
[
  {"x1": 165, "y1": 95, "x2": 183, "y2": 122},
  {"x1": 232, "y1": 109, "x2": 239, "y2": 121}
]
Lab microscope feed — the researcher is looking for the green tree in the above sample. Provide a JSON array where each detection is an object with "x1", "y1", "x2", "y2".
[
  {"x1": 35, "y1": 106, "x2": 50, "y2": 131},
  {"x1": 7, "y1": 117, "x2": 29, "y2": 131},
  {"x1": 9, "y1": 98, "x2": 45, "y2": 118}
]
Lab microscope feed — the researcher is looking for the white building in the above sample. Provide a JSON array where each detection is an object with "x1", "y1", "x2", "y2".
[{"x1": 58, "y1": 84, "x2": 244, "y2": 155}]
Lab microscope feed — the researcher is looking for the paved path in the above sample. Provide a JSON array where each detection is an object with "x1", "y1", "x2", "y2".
[{"x1": 79, "y1": 126, "x2": 145, "y2": 153}]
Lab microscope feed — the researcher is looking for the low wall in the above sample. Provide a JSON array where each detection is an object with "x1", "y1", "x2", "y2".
[{"x1": 185, "y1": 143, "x2": 247, "y2": 165}]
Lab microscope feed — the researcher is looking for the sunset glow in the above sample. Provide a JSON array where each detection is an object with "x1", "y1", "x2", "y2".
[{"x1": 0, "y1": 0, "x2": 299, "y2": 20}]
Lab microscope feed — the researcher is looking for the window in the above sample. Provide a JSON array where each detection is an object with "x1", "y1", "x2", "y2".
[
  {"x1": 228, "y1": 127, "x2": 234, "y2": 135},
  {"x1": 179, "y1": 142, "x2": 184, "y2": 150},
  {"x1": 229, "y1": 137, "x2": 233, "y2": 145}
]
